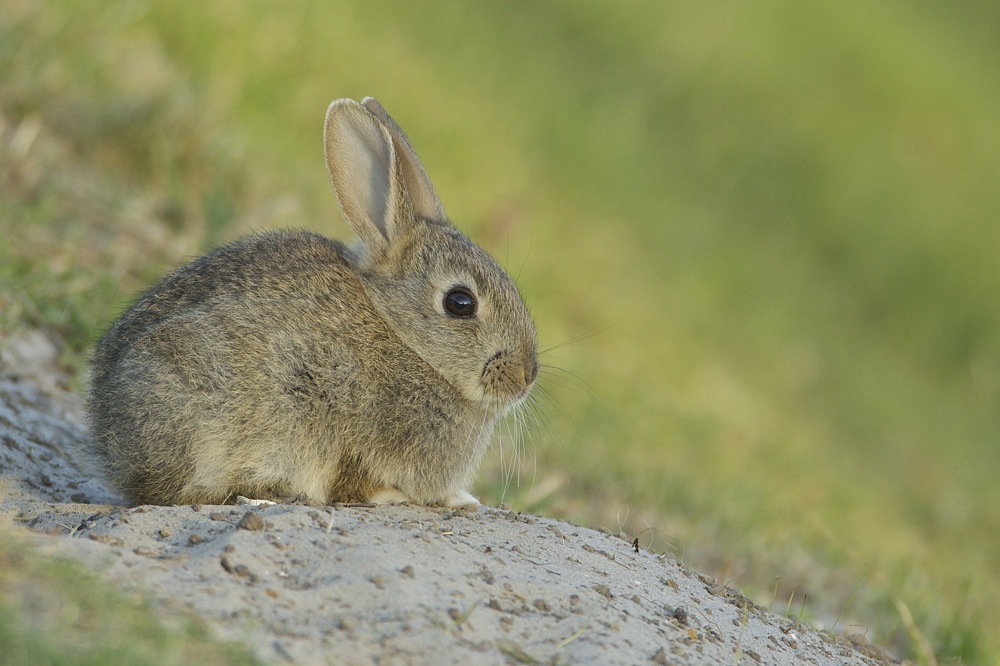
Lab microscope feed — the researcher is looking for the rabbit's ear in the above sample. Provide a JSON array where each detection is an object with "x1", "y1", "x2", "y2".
[
  {"x1": 324, "y1": 98, "x2": 406, "y2": 255},
  {"x1": 361, "y1": 97, "x2": 447, "y2": 223}
]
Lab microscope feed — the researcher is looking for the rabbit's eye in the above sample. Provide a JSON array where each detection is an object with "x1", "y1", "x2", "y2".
[{"x1": 444, "y1": 289, "x2": 477, "y2": 318}]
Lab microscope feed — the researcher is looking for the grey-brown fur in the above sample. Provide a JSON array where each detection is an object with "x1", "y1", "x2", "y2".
[{"x1": 87, "y1": 97, "x2": 538, "y2": 507}]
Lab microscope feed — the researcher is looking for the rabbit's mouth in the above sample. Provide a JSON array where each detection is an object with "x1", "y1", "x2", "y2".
[{"x1": 479, "y1": 350, "x2": 538, "y2": 412}]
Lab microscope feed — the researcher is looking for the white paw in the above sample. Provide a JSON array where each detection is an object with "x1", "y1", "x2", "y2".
[
  {"x1": 368, "y1": 488, "x2": 413, "y2": 505},
  {"x1": 443, "y1": 491, "x2": 480, "y2": 508},
  {"x1": 236, "y1": 496, "x2": 277, "y2": 507}
]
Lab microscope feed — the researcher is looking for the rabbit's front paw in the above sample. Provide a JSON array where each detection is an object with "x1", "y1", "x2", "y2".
[
  {"x1": 368, "y1": 488, "x2": 413, "y2": 505},
  {"x1": 443, "y1": 491, "x2": 480, "y2": 508},
  {"x1": 236, "y1": 496, "x2": 277, "y2": 507}
]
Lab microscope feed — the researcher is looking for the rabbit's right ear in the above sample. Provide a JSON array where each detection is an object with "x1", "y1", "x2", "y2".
[
  {"x1": 361, "y1": 97, "x2": 447, "y2": 224},
  {"x1": 324, "y1": 98, "x2": 406, "y2": 256}
]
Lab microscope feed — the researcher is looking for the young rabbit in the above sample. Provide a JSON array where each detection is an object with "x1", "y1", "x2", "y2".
[{"x1": 87, "y1": 97, "x2": 538, "y2": 508}]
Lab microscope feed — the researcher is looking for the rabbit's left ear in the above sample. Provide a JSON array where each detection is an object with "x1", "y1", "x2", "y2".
[{"x1": 362, "y1": 97, "x2": 447, "y2": 224}]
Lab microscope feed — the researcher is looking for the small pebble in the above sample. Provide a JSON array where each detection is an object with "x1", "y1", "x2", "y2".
[
  {"x1": 237, "y1": 511, "x2": 265, "y2": 531},
  {"x1": 593, "y1": 584, "x2": 613, "y2": 599},
  {"x1": 89, "y1": 533, "x2": 125, "y2": 546},
  {"x1": 220, "y1": 556, "x2": 255, "y2": 580}
]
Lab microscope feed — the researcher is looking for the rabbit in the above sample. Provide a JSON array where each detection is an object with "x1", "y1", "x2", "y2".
[{"x1": 86, "y1": 97, "x2": 539, "y2": 508}]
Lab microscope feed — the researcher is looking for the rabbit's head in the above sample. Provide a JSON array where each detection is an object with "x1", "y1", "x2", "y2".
[{"x1": 324, "y1": 98, "x2": 538, "y2": 417}]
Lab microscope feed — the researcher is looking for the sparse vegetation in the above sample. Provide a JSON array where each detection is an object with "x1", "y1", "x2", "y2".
[
  {"x1": 0, "y1": 521, "x2": 259, "y2": 665},
  {"x1": 2, "y1": 0, "x2": 998, "y2": 662}
]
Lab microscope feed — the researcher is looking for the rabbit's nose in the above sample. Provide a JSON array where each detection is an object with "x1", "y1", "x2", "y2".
[{"x1": 524, "y1": 358, "x2": 539, "y2": 387}]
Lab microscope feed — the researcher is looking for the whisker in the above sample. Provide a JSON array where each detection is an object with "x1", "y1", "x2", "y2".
[
  {"x1": 515, "y1": 232, "x2": 532, "y2": 284},
  {"x1": 529, "y1": 382, "x2": 580, "y2": 439},
  {"x1": 538, "y1": 324, "x2": 613, "y2": 356},
  {"x1": 499, "y1": 408, "x2": 515, "y2": 503},
  {"x1": 539, "y1": 364, "x2": 600, "y2": 399}
]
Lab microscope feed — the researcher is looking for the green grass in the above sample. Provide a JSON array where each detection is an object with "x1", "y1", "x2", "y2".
[
  {"x1": 0, "y1": 520, "x2": 259, "y2": 665},
  {"x1": 3, "y1": 0, "x2": 999, "y2": 662}
]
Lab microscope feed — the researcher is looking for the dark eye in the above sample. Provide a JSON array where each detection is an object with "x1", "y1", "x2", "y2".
[{"x1": 444, "y1": 289, "x2": 477, "y2": 318}]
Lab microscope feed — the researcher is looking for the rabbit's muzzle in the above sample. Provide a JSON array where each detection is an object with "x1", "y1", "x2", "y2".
[{"x1": 482, "y1": 349, "x2": 538, "y2": 409}]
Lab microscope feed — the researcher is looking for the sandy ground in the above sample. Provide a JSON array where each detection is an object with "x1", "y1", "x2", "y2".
[{"x1": 0, "y1": 330, "x2": 897, "y2": 665}]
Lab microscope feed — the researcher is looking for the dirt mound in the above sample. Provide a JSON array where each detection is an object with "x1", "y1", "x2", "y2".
[{"x1": 0, "y1": 331, "x2": 894, "y2": 665}]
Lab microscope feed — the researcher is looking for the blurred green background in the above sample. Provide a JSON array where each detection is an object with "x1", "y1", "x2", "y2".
[{"x1": 2, "y1": 1, "x2": 998, "y2": 662}]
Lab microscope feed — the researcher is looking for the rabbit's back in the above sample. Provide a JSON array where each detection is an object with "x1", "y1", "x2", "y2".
[{"x1": 99, "y1": 231, "x2": 356, "y2": 346}]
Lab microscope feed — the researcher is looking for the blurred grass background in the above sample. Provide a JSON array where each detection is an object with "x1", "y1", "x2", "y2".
[{"x1": 2, "y1": 0, "x2": 998, "y2": 662}]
